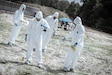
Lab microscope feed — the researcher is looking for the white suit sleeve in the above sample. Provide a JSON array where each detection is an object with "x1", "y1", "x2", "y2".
[
  {"x1": 43, "y1": 19, "x2": 50, "y2": 29},
  {"x1": 45, "y1": 16, "x2": 49, "y2": 21},
  {"x1": 54, "y1": 19, "x2": 58, "y2": 31},
  {"x1": 13, "y1": 10, "x2": 18, "y2": 24},
  {"x1": 20, "y1": 13, "x2": 23, "y2": 21},
  {"x1": 26, "y1": 20, "x2": 32, "y2": 35},
  {"x1": 20, "y1": 13, "x2": 28, "y2": 23}
]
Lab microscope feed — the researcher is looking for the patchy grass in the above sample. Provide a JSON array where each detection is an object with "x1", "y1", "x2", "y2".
[
  {"x1": 0, "y1": 22, "x2": 12, "y2": 31},
  {"x1": 0, "y1": 13, "x2": 112, "y2": 75}
]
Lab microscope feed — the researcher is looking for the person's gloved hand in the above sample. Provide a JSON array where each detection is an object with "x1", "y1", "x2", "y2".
[
  {"x1": 43, "y1": 27, "x2": 47, "y2": 32},
  {"x1": 71, "y1": 45, "x2": 76, "y2": 51},
  {"x1": 43, "y1": 29, "x2": 46, "y2": 32},
  {"x1": 62, "y1": 37, "x2": 66, "y2": 41},
  {"x1": 25, "y1": 34, "x2": 27, "y2": 42},
  {"x1": 15, "y1": 23, "x2": 18, "y2": 26},
  {"x1": 41, "y1": 25, "x2": 47, "y2": 32}
]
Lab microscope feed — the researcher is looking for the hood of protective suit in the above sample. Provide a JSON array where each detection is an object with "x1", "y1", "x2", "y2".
[
  {"x1": 35, "y1": 11, "x2": 43, "y2": 19},
  {"x1": 19, "y1": 4, "x2": 26, "y2": 12},
  {"x1": 74, "y1": 16, "x2": 82, "y2": 26},
  {"x1": 53, "y1": 12, "x2": 59, "y2": 18}
]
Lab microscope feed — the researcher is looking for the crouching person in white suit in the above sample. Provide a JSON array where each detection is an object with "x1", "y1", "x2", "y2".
[
  {"x1": 62, "y1": 16, "x2": 85, "y2": 72},
  {"x1": 25, "y1": 11, "x2": 50, "y2": 68},
  {"x1": 8, "y1": 4, "x2": 28, "y2": 46}
]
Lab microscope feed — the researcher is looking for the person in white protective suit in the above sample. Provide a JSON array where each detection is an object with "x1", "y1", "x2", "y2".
[
  {"x1": 42, "y1": 12, "x2": 59, "y2": 52},
  {"x1": 62, "y1": 16, "x2": 85, "y2": 72},
  {"x1": 25, "y1": 11, "x2": 50, "y2": 68},
  {"x1": 8, "y1": 4, "x2": 28, "y2": 46}
]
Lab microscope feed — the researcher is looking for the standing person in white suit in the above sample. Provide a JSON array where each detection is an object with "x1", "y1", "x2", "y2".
[
  {"x1": 25, "y1": 11, "x2": 50, "y2": 68},
  {"x1": 62, "y1": 16, "x2": 85, "y2": 72},
  {"x1": 42, "y1": 12, "x2": 59, "y2": 52},
  {"x1": 8, "y1": 4, "x2": 28, "y2": 46}
]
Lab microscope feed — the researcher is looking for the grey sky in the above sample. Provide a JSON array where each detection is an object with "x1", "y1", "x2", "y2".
[
  {"x1": 68, "y1": 0, "x2": 81, "y2": 3},
  {"x1": 67, "y1": 0, "x2": 83, "y2": 5}
]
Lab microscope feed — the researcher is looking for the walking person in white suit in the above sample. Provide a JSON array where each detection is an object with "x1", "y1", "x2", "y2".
[
  {"x1": 42, "y1": 12, "x2": 59, "y2": 52},
  {"x1": 62, "y1": 16, "x2": 85, "y2": 72},
  {"x1": 25, "y1": 11, "x2": 50, "y2": 68},
  {"x1": 8, "y1": 4, "x2": 28, "y2": 46}
]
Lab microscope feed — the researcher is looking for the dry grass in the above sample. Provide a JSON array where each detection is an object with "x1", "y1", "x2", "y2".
[{"x1": 0, "y1": 13, "x2": 112, "y2": 75}]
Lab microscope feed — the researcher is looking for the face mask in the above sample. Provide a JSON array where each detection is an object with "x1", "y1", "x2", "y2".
[
  {"x1": 53, "y1": 17, "x2": 56, "y2": 20},
  {"x1": 36, "y1": 18, "x2": 40, "y2": 21},
  {"x1": 22, "y1": 8, "x2": 25, "y2": 12}
]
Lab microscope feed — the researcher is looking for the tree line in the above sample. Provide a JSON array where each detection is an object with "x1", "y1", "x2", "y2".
[
  {"x1": 7, "y1": 0, "x2": 112, "y2": 34},
  {"x1": 79, "y1": 0, "x2": 112, "y2": 34}
]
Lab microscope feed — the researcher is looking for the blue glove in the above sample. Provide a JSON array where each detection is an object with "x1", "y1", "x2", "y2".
[
  {"x1": 62, "y1": 37, "x2": 66, "y2": 41},
  {"x1": 43, "y1": 27, "x2": 47, "y2": 32},
  {"x1": 25, "y1": 34, "x2": 27, "y2": 42},
  {"x1": 53, "y1": 31, "x2": 55, "y2": 36},
  {"x1": 15, "y1": 23, "x2": 18, "y2": 26},
  {"x1": 73, "y1": 43, "x2": 78, "y2": 47},
  {"x1": 41, "y1": 25, "x2": 47, "y2": 32}
]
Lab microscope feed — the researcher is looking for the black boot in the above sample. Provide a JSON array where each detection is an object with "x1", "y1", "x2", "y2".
[
  {"x1": 70, "y1": 68, "x2": 75, "y2": 73},
  {"x1": 7, "y1": 42, "x2": 12, "y2": 46},
  {"x1": 63, "y1": 67, "x2": 69, "y2": 72}
]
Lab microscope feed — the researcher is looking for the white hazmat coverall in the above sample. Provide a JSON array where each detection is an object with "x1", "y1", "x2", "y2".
[
  {"x1": 42, "y1": 12, "x2": 59, "y2": 51},
  {"x1": 8, "y1": 4, "x2": 27, "y2": 45},
  {"x1": 25, "y1": 11, "x2": 50, "y2": 65},
  {"x1": 63, "y1": 16, "x2": 85, "y2": 70}
]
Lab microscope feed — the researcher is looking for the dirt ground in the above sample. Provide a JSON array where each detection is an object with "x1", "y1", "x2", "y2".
[{"x1": 0, "y1": 13, "x2": 112, "y2": 75}]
